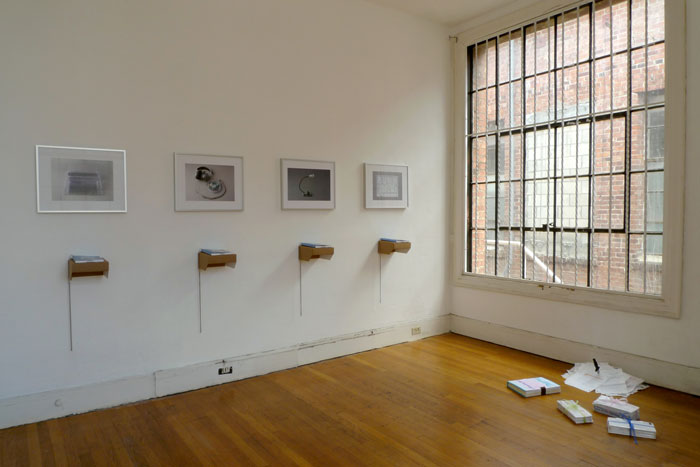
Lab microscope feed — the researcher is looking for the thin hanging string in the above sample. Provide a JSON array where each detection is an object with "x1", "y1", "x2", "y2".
[
  {"x1": 198, "y1": 269, "x2": 202, "y2": 333},
  {"x1": 379, "y1": 253, "x2": 382, "y2": 304},
  {"x1": 68, "y1": 279, "x2": 73, "y2": 351}
]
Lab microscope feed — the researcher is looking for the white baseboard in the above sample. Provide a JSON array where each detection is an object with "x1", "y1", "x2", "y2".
[
  {"x1": 450, "y1": 314, "x2": 700, "y2": 396},
  {"x1": 0, "y1": 315, "x2": 450, "y2": 430}
]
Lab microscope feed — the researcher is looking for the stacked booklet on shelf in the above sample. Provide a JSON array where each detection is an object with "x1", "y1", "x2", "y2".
[
  {"x1": 70, "y1": 255, "x2": 105, "y2": 263},
  {"x1": 607, "y1": 418, "x2": 656, "y2": 439},
  {"x1": 557, "y1": 400, "x2": 593, "y2": 424},
  {"x1": 507, "y1": 377, "x2": 561, "y2": 398},
  {"x1": 380, "y1": 238, "x2": 407, "y2": 243},
  {"x1": 593, "y1": 395, "x2": 640, "y2": 420},
  {"x1": 200, "y1": 249, "x2": 232, "y2": 256},
  {"x1": 300, "y1": 243, "x2": 330, "y2": 248}
]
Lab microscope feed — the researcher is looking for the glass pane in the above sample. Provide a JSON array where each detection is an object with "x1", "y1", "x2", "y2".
[
  {"x1": 593, "y1": 175, "x2": 625, "y2": 229},
  {"x1": 646, "y1": 171, "x2": 663, "y2": 232},
  {"x1": 560, "y1": 64, "x2": 590, "y2": 118},
  {"x1": 555, "y1": 232, "x2": 589, "y2": 287},
  {"x1": 631, "y1": 0, "x2": 646, "y2": 48},
  {"x1": 524, "y1": 231, "x2": 554, "y2": 282},
  {"x1": 499, "y1": 181, "x2": 522, "y2": 227},
  {"x1": 486, "y1": 183, "x2": 496, "y2": 229},
  {"x1": 525, "y1": 25, "x2": 536, "y2": 77},
  {"x1": 498, "y1": 84, "x2": 511, "y2": 129},
  {"x1": 647, "y1": 43, "x2": 665, "y2": 104},
  {"x1": 486, "y1": 39, "x2": 497, "y2": 87},
  {"x1": 473, "y1": 183, "x2": 487, "y2": 229},
  {"x1": 629, "y1": 234, "x2": 663, "y2": 295},
  {"x1": 486, "y1": 86, "x2": 497, "y2": 131},
  {"x1": 472, "y1": 137, "x2": 487, "y2": 183},
  {"x1": 613, "y1": 52, "x2": 628, "y2": 110},
  {"x1": 510, "y1": 29, "x2": 523, "y2": 80},
  {"x1": 648, "y1": 0, "x2": 665, "y2": 43},
  {"x1": 498, "y1": 34, "x2": 510, "y2": 84},
  {"x1": 594, "y1": 117, "x2": 626, "y2": 174},
  {"x1": 497, "y1": 231, "x2": 523, "y2": 279},
  {"x1": 612, "y1": 0, "x2": 629, "y2": 54},
  {"x1": 525, "y1": 129, "x2": 555, "y2": 178},
  {"x1": 594, "y1": 0, "x2": 612, "y2": 58},
  {"x1": 474, "y1": 42, "x2": 487, "y2": 89},
  {"x1": 486, "y1": 135, "x2": 496, "y2": 182},
  {"x1": 629, "y1": 173, "x2": 645, "y2": 231},
  {"x1": 591, "y1": 233, "x2": 626, "y2": 291},
  {"x1": 647, "y1": 108, "x2": 664, "y2": 169},
  {"x1": 471, "y1": 230, "x2": 485, "y2": 274},
  {"x1": 499, "y1": 134, "x2": 523, "y2": 180},
  {"x1": 558, "y1": 124, "x2": 590, "y2": 176},
  {"x1": 594, "y1": 57, "x2": 612, "y2": 112},
  {"x1": 485, "y1": 230, "x2": 496, "y2": 275},
  {"x1": 557, "y1": 177, "x2": 590, "y2": 229},
  {"x1": 630, "y1": 110, "x2": 646, "y2": 170},
  {"x1": 525, "y1": 180, "x2": 554, "y2": 228}
]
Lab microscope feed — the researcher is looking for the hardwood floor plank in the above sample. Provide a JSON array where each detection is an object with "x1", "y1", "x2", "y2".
[{"x1": 2, "y1": 333, "x2": 700, "y2": 466}]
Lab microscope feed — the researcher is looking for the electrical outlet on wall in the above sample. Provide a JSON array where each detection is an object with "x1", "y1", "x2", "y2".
[
  {"x1": 411, "y1": 327, "x2": 421, "y2": 336},
  {"x1": 218, "y1": 366, "x2": 233, "y2": 375}
]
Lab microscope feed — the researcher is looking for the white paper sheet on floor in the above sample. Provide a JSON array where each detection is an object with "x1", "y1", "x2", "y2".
[{"x1": 562, "y1": 362, "x2": 648, "y2": 397}]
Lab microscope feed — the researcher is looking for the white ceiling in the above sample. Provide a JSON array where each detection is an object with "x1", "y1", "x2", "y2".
[{"x1": 363, "y1": 0, "x2": 524, "y2": 26}]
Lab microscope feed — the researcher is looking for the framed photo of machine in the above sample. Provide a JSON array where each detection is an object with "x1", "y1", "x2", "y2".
[
  {"x1": 36, "y1": 145, "x2": 127, "y2": 213},
  {"x1": 281, "y1": 158, "x2": 335, "y2": 210},
  {"x1": 174, "y1": 153, "x2": 243, "y2": 211},
  {"x1": 364, "y1": 163, "x2": 408, "y2": 209}
]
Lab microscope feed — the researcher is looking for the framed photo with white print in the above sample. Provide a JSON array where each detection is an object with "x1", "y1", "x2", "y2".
[
  {"x1": 174, "y1": 154, "x2": 243, "y2": 211},
  {"x1": 281, "y1": 159, "x2": 335, "y2": 209},
  {"x1": 364, "y1": 163, "x2": 408, "y2": 209},
  {"x1": 36, "y1": 145, "x2": 127, "y2": 213}
]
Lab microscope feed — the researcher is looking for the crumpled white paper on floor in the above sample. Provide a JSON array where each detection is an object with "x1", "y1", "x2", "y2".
[{"x1": 562, "y1": 362, "x2": 648, "y2": 397}]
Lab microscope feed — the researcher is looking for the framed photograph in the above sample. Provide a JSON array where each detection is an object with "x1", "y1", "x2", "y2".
[
  {"x1": 281, "y1": 159, "x2": 335, "y2": 210},
  {"x1": 174, "y1": 154, "x2": 243, "y2": 211},
  {"x1": 364, "y1": 163, "x2": 408, "y2": 209},
  {"x1": 36, "y1": 145, "x2": 127, "y2": 213}
]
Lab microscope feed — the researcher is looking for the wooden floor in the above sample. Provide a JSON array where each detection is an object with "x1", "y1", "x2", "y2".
[{"x1": 2, "y1": 333, "x2": 700, "y2": 466}]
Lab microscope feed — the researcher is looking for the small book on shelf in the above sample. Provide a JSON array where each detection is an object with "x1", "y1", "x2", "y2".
[
  {"x1": 607, "y1": 418, "x2": 656, "y2": 439},
  {"x1": 300, "y1": 243, "x2": 330, "y2": 248},
  {"x1": 70, "y1": 255, "x2": 105, "y2": 263},
  {"x1": 380, "y1": 238, "x2": 407, "y2": 243},
  {"x1": 557, "y1": 400, "x2": 593, "y2": 424},
  {"x1": 507, "y1": 377, "x2": 561, "y2": 397},
  {"x1": 200, "y1": 249, "x2": 232, "y2": 256}
]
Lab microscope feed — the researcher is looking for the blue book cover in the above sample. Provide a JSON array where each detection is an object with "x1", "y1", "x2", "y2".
[
  {"x1": 200, "y1": 249, "x2": 231, "y2": 255},
  {"x1": 380, "y1": 238, "x2": 407, "y2": 243},
  {"x1": 301, "y1": 243, "x2": 329, "y2": 248}
]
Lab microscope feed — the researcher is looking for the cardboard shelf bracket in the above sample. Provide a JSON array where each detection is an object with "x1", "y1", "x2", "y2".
[
  {"x1": 298, "y1": 244, "x2": 334, "y2": 261},
  {"x1": 378, "y1": 240, "x2": 411, "y2": 255}
]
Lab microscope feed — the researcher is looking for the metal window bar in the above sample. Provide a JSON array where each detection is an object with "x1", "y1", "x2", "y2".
[
  {"x1": 608, "y1": 0, "x2": 614, "y2": 290},
  {"x1": 625, "y1": 0, "x2": 633, "y2": 291},
  {"x1": 643, "y1": 0, "x2": 649, "y2": 293}
]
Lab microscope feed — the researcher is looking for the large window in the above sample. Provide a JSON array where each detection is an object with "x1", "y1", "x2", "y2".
[{"x1": 465, "y1": 0, "x2": 668, "y2": 297}]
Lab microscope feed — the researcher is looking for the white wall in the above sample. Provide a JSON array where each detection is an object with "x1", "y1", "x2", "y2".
[
  {"x1": 0, "y1": 0, "x2": 451, "y2": 400},
  {"x1": 452, "y1": 2, "x2": 700, "y2": 370}
]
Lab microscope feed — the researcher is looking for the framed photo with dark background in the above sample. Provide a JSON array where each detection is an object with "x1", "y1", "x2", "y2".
[{"x1": 281, "y1": 159, "x2": 335, "y2": 209}]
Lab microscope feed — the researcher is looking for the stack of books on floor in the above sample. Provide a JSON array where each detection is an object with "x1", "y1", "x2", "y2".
[
  {"x1": 557, "y1": 400, "x2": 593, "y2": 424},
  {"x1": 593, "y1": 395, "x2": 640, "y2": 420},
  {"x1": 507, "y1": 377, "x2": 561, "y2": 398},
  {"x1": 607, "y1": 418, "x2": 656, "y2": 439}
]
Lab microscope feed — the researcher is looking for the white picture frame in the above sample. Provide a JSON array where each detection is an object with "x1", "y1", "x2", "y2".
[
  {"x1": 174, "y1": 153, "x2": 244, "y2": 211},
  {"x1": 364, "y1": 163, "x2": 408, "y2": 209},
  {"x1": 36, "y1": 145, "x2": 127, "y2": 213},
  {"x1": 281, "y1": 159, "x2": 335, "y2": 210}
]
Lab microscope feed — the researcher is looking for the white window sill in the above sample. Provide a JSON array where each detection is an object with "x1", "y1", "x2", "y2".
[{"x1": 453, "y1": 273, "x2": 679, "y2": 318}]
